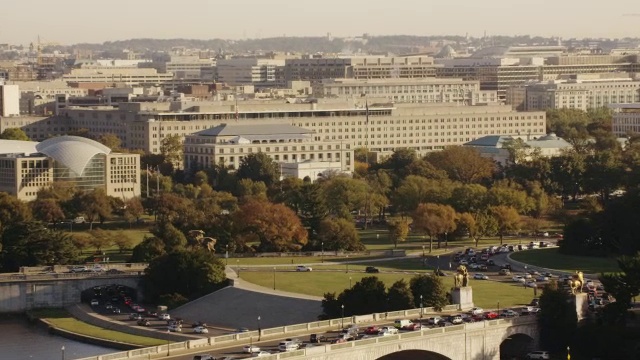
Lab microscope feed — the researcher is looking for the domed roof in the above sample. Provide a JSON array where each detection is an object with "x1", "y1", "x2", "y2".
[
  {"x1": 36, "y1": 136, "x2": 111, "y2": 175},
  {"x1": 435, "y1": 45, "x2": 457, "y2": 59},
  {"x1": 0, "y1": 140, "x2": 38, "y2": 155}
]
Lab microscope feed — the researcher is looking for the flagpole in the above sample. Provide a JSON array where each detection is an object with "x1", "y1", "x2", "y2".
[{"x1": 365, "y1": 99, "x2": 369, "y2": 166}]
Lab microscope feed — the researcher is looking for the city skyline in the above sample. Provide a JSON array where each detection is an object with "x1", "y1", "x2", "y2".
[{"x1": 0, "y1": 0, "x2": 639, "y2": 45}]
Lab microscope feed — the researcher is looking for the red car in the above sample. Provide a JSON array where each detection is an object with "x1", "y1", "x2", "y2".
[
  {"x1": 365, "y1": 326, "x2": 379, "y2": 335},
  {"x1": 402, "y1": 323, "x2": 425, "y2": 331},
  {"x1": 484, "y1": 311, "x2": 499, "y2": 319}
]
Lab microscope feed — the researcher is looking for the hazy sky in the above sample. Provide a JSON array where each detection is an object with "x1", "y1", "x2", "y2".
[{"x1": 1, "y1": 0, "x2": 639, "y2": 45}]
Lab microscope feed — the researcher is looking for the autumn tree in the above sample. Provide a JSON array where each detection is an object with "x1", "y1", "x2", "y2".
[
  {"x1": 87, "y1": 228, "x2": 113, "y2": 253},
  {"x1": 123, "y1": 197, "x2": 144, "y2": 226},
  {"x1": 75, "y1": 189, "x2": 112, "y2": 230},
  {"x1": 0, "y1": 192, "x2": 32, "y2": 237},
  {"x1": 472, "y1": 211, "x2": 498, "y2": 247},
  {"x1": 0, "y1": 128, "x2": 30, "y2": 141},
  {"x1": 113, "y1": 231, "x2": 135, "y2": 253},
  {"x1": 387, "y1": 219, "x2": 409, "y2": 248},
  {"x1": 489, "y1": 205, "x2": 520, "y2": 244},
  {"x1": 233, "y1": 199, "x2": 308, "y2": 252},
  {"x1": 425, "y1": 146, "x2": 495, "y2": 184},
  {"x1": 412, "y1": 203, "x2": 457, "y2": 252},
  {"x1": 393, "y1": 176, "x2": 456, "y2": 214},
  {"x1": 96, "y1": 133, "x2": 122, "y2": 151},
  {"x1": 236, "y1": 152, "x2": 280, "y2": 188},
  {"x1": 31, "y1": 198, "x2": 65, "y2": 224},
  {"x1": 317, "y1": 217, "x2": 364, "y2": 251}
]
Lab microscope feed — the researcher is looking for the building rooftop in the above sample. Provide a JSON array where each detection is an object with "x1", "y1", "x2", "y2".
[
  {"x1": 194, "y1": 123, "x2": 313, "y2": 137},
  {"x1": 0, "y1": 139, "x2": 38, "y2": 155},
  {"x1": 35, "y1": 136, "x2": 111, "y2": 175}
]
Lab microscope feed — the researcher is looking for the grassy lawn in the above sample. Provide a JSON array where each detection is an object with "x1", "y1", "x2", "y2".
[
  {"x1": 240, "y1": 271, "x2": 538, "y2": 310},
  {"x1": 29, "y1": 309, "x2": 164, "y2": 347},
  {"x1": 510, "y1": 248, "x2": 620, "y2": 274}
]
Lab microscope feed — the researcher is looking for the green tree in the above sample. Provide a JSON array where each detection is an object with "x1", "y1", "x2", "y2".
[
  {"x1": 0, "y1": 192, "x2": 32, "y2": 237},
  {"x1": 96, "y1": 133, "x2": 122, "y2": 151},
  {"x1": 317, "y1": 217, "x2": 364, "y2": 251},
  {"x1": 387, "y1": 219, "x2": 410, "y2": 248},
  {"x1": 393, "y1": 176, "x2": 456, "y2": 214},
  {"x1": 236, "y1": 152, "x2": 280, "y2": 188},
  {"x1": 339, "y1": 276, "x2": 388, "y2": 316},
  {"x1": 0, "y1": 128, "x2": 30, "y2": 141},
  {"x1": 387, "y1": 279, "x2": 414, "y2": 311},
  {"x1": 489, "y1": 205, "x2": 520, "y2": 245},
  {"x1": 412, "y1": 203, "x2": 457, "y2": 252},
  {"x1": 76, "y1": 189, "x2": 112, "y2": 230},
  {"x1": 130, "y1": 236, "x2": 167, "y2": 262},
  {"x1": 538, "y1": 281, "x2": 577, "y2": 353},
  {"x1": 599, "y1": 252, "x2": 640, "y2": 325},
  {"x1": 425, "y1": 146, "x2": 495, "y2": 184},
  {"x1": 143, "y1": 250, "x2": 226, "y2": 302},
  {"x1": 235, "y1": 178, "x2": 268, "y2": 200},
  {"x1": 87, "y1": 228, "x2": 113, "y2": 253},
  {"x1": 160, "y1": 134, "x2": 183, "y2": 171},
  {"x1": 113, "y1": 231, "x2": 135, "y2": 253},
  {"x1": 298, "y1": 182, "x2": 328, "y2": 238},
  {"x1": 472, "y1": 211, "x2": 498, "y2": 247},
  {"x1": 449, "y1": 184, "x2": 488, "y2": 213},
  {"x1": 123, "y1": 197, "x2": 144, "y2": 226},
  {"x1": 321, "y1": 176, "x2": 368, "y2": 219},
  {"x1": 152, "y1": 222, "x2": 188, "y2": 252},
  {"x1": 409, "y1": 274, "x2": 449, "y2": 311}
]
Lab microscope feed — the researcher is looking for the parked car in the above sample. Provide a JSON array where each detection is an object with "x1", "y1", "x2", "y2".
[
  {"x1": 525, "y1": 281, "x2": 538, "y2": 288},
  {"x1": 473, "y1": 273, "x2": 489, "y2": 280},
  {"x1": 427, "y1": 316, "x2": 442, "y2": 325},
  {"x1": 365, "y1": 266, "x2": 380, "y2": 273},
  {"x1": 70, "y1": 266, "x2": 89, "y2": 273},
  {"x1": 486, "y1": 259, "x2": 496, "y2": 266},
  {"x1": 243, "y1": 345, "x2": 260, "y2": 353},
  {"x1": 521, "y1": 306, "x2": 541, "y2": 315},
  {"x1": 193, "y1": 326, "x2": 209, "y2": 334},
  {"x1": 526, "y1": 351, "x2": 550, "y2": 359},
  {"x1": 137, "y1": 318, "x2": 151, "y2": 326},
  {"x1": 309, "y1": 333, "x2": 327, "y2": 343},
  {"x1": 403, "y1": 323, "x2": 426, "y2": 331},
  {"x1": 296, "y1": 265, "x2": 312, "y2": 272}
]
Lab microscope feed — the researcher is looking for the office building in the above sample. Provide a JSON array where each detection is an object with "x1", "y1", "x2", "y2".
[
  {"x1": 318, "y1": 78, "x2": 498, "y2": 105},
  {"x1": 183, "y1": 123, "x2": 353, "y2": 177},
  {"x1": 216, "y1": 58, "x2": 285, "y2": 87},
  {"x1": 611, "y1": 103, "x2": 640, "y2": 136},
  {"x1": 62, "y1": 67, "x2": 174, "y2": 86},
  {"x1": 154, "y1": 55, "x2": 216, "y2": 81},
  {"x1": 0, "y1": 136, "x2": 141, "y2": 201},
  {"x1": 464, "y1": 133, "x2": 572, "y2": 165},
  {"x1": 0, "y1": 83, "x2": 20, "y2": 116}
]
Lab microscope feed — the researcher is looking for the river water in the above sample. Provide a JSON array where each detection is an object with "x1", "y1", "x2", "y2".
[{"x1": 0, "y1": 317, "x2": 116, "y2": 360}]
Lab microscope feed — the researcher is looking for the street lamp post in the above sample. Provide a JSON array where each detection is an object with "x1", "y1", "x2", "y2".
[
  {"x1": 273, "y1": 267, "x2": 276, "y2": 290},
  {"x1": 321, "y1": 242, "x2": 324, "y2": 263},
  {"x1": 497, "y1": 301, "x2": 500, "y2": 315},
  {"x1": 349, "y1": 276, "x2": 352, "y2": 288},
  {"x1": 61, "y1": 345, "x2": 65, "y2": 360},
  {"x1": 341, "y1": 304, "x2": 345, "y2": 329},
  {"x1": 567, "y1": 346, "x2": 571, "y2": 360},
  {"x1": 445, "y1": 232, "x2": 448, "y2": 249},
  {"x1": 236, "y1": 259, "x2": 240, "y2": 278},
  {"x1": 420, "y1": 295, "x2": 423, "y2": 320},
  {"x1": 225, "y1": 245, "x2": 228, "y2": 266},
  {"x1": 257, "y1": 316, "x2": 261, "y2": 341},
  {"x1": 436, "y1": 255, "x2": 440, "y2": 272}
]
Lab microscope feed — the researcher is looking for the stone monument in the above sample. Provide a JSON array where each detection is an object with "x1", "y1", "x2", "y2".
[{"x1": 452, "y1": 265, "x2": 474, "y2": 310}]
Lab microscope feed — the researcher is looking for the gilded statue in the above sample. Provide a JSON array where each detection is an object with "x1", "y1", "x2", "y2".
[
  {"x1": 566, "y1": 271, "x2": 584, "y2": 294},
  {"x1": 187, "y1": 230, "x2": 217, "y2": 252},
  {"x1": 454, "y1": 265, "x2": 469, "y2": 288}
]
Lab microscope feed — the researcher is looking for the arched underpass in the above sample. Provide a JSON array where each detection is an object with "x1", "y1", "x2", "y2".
[
  {"x1": 500, "y1": 333, "x2": 535, "y2": 360},
  {"x1": 80, "y1": 283, "x2": 138, "y2": 305},
  {"x1": 377, "y1": 349, "x2": 452, "y2": 360}
]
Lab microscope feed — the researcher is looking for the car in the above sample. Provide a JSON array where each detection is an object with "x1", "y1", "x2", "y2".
[
  {"x1": 90, "y1": 299, "x2": 99, "y2": 306},
  {"x1": 379, "y1": 326, "x2": 398, "y2": 335},
  {"x1": 473, "y1": 273, "x2": 489, "y2": 280},
  {"x1": 427, "y1": 316, "x2": 442, "y2": 325},
  {"x1": 158, "y1": 313, "x2": 170, "y2": 320},
  {"x1": 529, "y1": 298, "x2": 540, "y2": 306},
  {"x1": 365, "y1": 266, "x2": 380, "y2": 273},
  {"x1": 364, "y1": 326, "x2": 380, "y2": 334},
  {"x1": 71, "y1": 266, "x2": 89, "y2": 273},
  {"x1": 438, "y1": 321, "x2": 453, "y2": 327},
  {"x1": 106, "y1": 268, "x2": 124, "y2": 274},
  {"x1": 331, "y1": 337, "x2": 347, "y2": 344},
  {"x1": 543, "y1": 272, "x2": 555, "y2": 278},
  {"x1": 193, "y1": 326, "x2": 209, "y2": 334},
  {"x1": 105, "y1": 303, "x2": 113, "y2": 309},
  {"x1": 112, "y1": 308, "x2": 121, "y2": 314},
  {"x1": 137, "y1": 318, "x2": 151, "y2": 326},
  {"x1": 129, "y1": 313, "x2": 141, "y2": 320},
  {"x1": 192, "y1": 321, "x2": 208, "y2": 328},
  {"x1": 136, "y1": 307, "x2": 146, "y2": 313},
  {"x1": 309, "y1": 333, "x2": 327, "y2": 343},
  {"x1": 526, "y1": 351, "x2": 551, "y2": 359},
  {"x1": 512, "y1": 275, "x2": 526, "y2": 283},
  {"x1": 469, "y1": 263, "x2": 479, "y2": 270},
  {"x1": 499, "y1": 269, "x2": 511, "y2": 275},
  {"x1": 477, "y1": 264, "x2": 488, "y2": 271},
  {"x1": 525, "y1": 281, "x2": 538, "y2": 288},
  {"x1": 296, "y1": 265, "x2": 312, "y2": 272},
  {"x1": 449, "y1": 315, "x2": 463, "y2": 324},
  {"x1": 251, "y1": 351, "x2": 271, "y2": 358},
  {"x1": 484, "y1": 311, "x2": 499, "y2": 320},
  {"x1": 501, "y1": 309, "x2": 519, "y2": 318},
  {"x1": 486, "y1": 259, "x2": 496, "y2": 266},
  {"x1": 192, "y1": 355, "x2": 215, "y2": 360},
  {"x1": 469, "y1": 307, "x2": 484, "y2": 315},
  {"x1": 521, "y1": 306, "x2": 541, "y2": 315},
  {"x1": 536, "y1": 275, "x2": 549, "y2": 282},
  {"x1": 403, "y1": 323, "x2": 426, "y2": 331},
  {"x1": 242, "y1": 345, "x2": 260, "y2": 354},
  {"x1": 234, "y1": 327, "x2": 250, "y2": 333},
  {"x1": 168, "y1": 324, "x2": 182, "y2": 332},
  {"x1": 459, "y1": 259, "x2": 469, "y2": 265},
  {"x1": 500, "y1": 264, "x2": 512, "y2": 270}
]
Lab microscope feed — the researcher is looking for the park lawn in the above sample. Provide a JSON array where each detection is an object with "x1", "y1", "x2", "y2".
[
  {"x1": 510, "y1": 248, "x2": 619, "y2": 274},
  {"x1": 240, "y1": 271, "x2": 538, "y2": 309},
  {"x1": 232, "y1": 255, "x2": 385, "y2": 266},
  {"x1": 29, "y1": 309, "x2": 164, "y2": 347}
]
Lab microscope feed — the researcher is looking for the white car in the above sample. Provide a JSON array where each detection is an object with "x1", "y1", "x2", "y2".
[
  {"x1": 536, "y1": 275, "x2": 549, "y2": 282},
  {"x1": 296, "y1": 266, "x2": 312, "y2": 272},
  {"x1": 168, "y1": 324, "x2": 181, "y2": 332},
  {"x1": 473, "y1": 273, "x2": 488, "y2": 280},
  {"x1": 193, "y1": 326, "x2": 209, "y2": 334},
  {"x1": 158, "y1": 313, "x2": 170, "y2": 320},
  {"x1": 525, "y1": 281, "x2": 538, "y2": 288},
  {"x1": 523, "y1": 273, "x2": 532, "y2": 279},
  {"x1": 379, "y1": 326, "x2": 398, "y2": 335},
  {"x1": 243, "y1": 345, "x2": 260, "y2": 353},
  {"x1": 526, "y1": 351, "x2": 550, "y2": 359},
  {"x1": 251, "y1": 351, "x2": 271, "y2": 358},
  {"x1": 512, "y1": 276, "x2": 526, "y2": 283},
  {"x1": 459, "y1": 259, "x2": 469, "y2": 265},
  {"x1": 469, "y1": 307, "x2": 484, "y2": 315},
  {"x1": 427, "y1": 316, "x2": 442, "y2": 325}
]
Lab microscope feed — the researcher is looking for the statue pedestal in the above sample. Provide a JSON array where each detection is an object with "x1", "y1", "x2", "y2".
[
  {"x1": 572, "y1": 293, "x2": 589, "y2": 321},
  {"x1": 452, "y1": 287, "x2": 474, "y2": 311}
]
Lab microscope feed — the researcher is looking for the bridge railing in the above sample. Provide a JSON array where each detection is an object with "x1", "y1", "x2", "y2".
[
  {"x1": 0, "y1": 271, "x2": 142, "y2": 283},
  {"x1": 73, "y1": 303, "x2": 471, "y2": 360}
]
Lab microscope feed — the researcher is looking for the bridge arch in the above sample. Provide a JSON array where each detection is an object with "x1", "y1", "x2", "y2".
[
  {"x1": 80, "y1": 283, "x2": 139, "y2": 305},
  {"x1": 500, "y1": 333, "x2": 535, "y2": 359},
  {"x1": 377, "y1": 350, "x2": 452, "y2": 360}
]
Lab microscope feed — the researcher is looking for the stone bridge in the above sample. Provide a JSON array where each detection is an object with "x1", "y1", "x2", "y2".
[{"x1": 0, "y1": 273, "x2": 142, "y2": 312}]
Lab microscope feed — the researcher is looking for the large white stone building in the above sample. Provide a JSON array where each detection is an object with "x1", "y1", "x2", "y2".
[
  {"x1": 183, "y1": 123, "x2": 353, "y2": 178},
  {"x1": 0, "y1": 136, "x2": 141, "y2": 201},
  {"x1": 0, "y1": 83, "x2": 20, "y2": 116},
  {"x1": 464, "y1": 133, "x2": 572, "y2": 165},
  {"x1": 611, "y1": 103, "x2": 640, "y2": 136}
]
